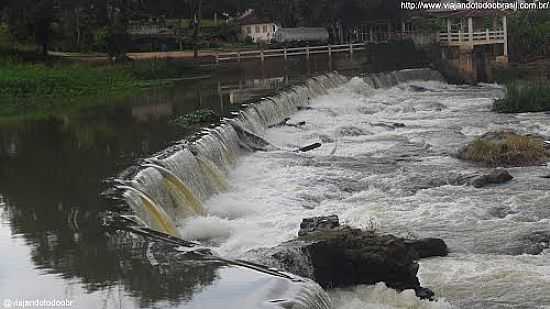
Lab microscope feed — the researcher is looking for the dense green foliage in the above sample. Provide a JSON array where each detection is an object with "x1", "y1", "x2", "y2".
[
  {"x1": 0, "y1": 59, "x2": 136, "y2": 98},
  {"x1": 0, "y1": 58, "x2": 135, "y2": 117},
  {"x1": 171, "y1": 109, "x2": 219, "y2": 127},
  {"x1": 508, "y1": 11, "x2": 550, "y2": 62},
  {"x1": 0, "y1": 56, "x2": 212, "y2": 118},
  {"x1": 494, "y1": 81, "x2": 550, "y2": 113},
  {"x1": 0, "y1": 0, "x2": 403, "y2": 55}
]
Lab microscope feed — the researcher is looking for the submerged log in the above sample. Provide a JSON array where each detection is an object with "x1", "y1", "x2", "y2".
[{"x1": 298, "y1": 143, "x2": 322, "y2": 153}]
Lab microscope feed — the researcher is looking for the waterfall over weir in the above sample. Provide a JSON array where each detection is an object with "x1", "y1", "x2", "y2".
[
  {"x1": 117, "y1": 72, "x2": 349, "y2": 237},
  {"x1": 110, "y1": 68, "x2": 448, "y2": 309},
  {"x1": 116, "y1": 68, "x2": 444, "y2": 236}
]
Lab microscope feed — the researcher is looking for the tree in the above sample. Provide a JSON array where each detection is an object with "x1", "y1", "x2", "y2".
[
  {"x1": 3, "y1": 0, "x2": 57, "y2": 56},
  {"x1": 508, "y1": 11, "x2": 550, "y2": 62},
  {"x1": 94, "y1": 0, "x2": 131, "y2": 61}
]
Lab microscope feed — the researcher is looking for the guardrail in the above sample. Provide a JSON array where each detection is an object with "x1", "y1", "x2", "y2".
[
  {"x1": 438, "y1": 30, "x2": 505, "y2": 46},
  {"x1": 215, "y1": 43, "x2": 367, "y2": 63}
]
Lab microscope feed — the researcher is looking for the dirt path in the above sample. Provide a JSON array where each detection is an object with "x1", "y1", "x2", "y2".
[{"x1": 49, "y1": 50, "x2": 219, "y2": 62}]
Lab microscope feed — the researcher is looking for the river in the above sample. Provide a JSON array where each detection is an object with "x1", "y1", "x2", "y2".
[
  {"x1": 1, "y1": 52, "x2": 549, "y2": 308},
  {"x1": 196, "y1": 74, "x2": 550, "y2": 308}
]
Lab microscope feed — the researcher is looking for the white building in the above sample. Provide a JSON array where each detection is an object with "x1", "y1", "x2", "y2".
[{"x1": 239, "y1": 12, "x2": 278, "y2": 43}]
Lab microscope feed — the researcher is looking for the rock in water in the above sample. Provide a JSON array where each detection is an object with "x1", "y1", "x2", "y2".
[
  {"x1": 403, "y1": 238, "x2": 448, "y2": 258},
  {"x1": 250, "y1": 215, "x2": 447, "y2": 300},
  {"x1": 470, "y1": 169, "x2": 513, "y2": 188},
  {"x1": 298, "y1": 215, "x2": 339, "y2": 236}
]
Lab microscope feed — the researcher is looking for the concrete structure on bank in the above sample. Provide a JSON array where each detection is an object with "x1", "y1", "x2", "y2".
[{"x1": 429, "y1": 9, "x2": 510, "y2": 82}]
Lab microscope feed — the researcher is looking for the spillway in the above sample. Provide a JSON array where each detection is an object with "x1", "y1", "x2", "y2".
[{"x1": 113, "y1": 68, "x2": 550, "y2": 308}]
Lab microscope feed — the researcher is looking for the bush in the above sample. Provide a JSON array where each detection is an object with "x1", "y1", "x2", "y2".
[
  {"x1": 494, "y1": 81, "x2": 550, "y2": 113},
  {"x1": 171, "y1": 109, "x2": 219, "y2": 128},
  {"x1": 459, "y1": 132, "x2": 547, "y2": 167},
  {"x1": 508, "y1": 11, "x2": 550, "y2": 62}
]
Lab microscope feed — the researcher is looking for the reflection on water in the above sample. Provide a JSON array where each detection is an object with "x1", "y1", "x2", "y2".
[{"x1": 0, "y1": 51, "x2": 418, "y2": 307}]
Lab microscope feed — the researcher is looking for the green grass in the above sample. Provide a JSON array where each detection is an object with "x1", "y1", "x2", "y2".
[
  {"x1": 460, "y1": 134, "x2": 547, "y2": 167},
  {"x1": 0, "y1": 54, "x2": 213, "y2": 119},
  {"x1": 171, "y1": 109, "x2": 219, "y2": 128},
  {"x1": 494, "y1": 81, "x2": 550, "y2": 113},
  {"x1": 0, "y1": 58, "x2": 140, "y2": 117}
]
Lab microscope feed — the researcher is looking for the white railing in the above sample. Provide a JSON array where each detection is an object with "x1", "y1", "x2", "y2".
[
  {"x1": 438, "y1": 30, "x2": 505, "y2": 45},
  {"x1": 216, "y1": 43, "x2": 367, "y2": 63}
]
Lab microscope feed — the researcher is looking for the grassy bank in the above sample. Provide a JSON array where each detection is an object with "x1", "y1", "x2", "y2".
[
  {"x1": 493, "y1": 80, "x2": 550, "y2": 113},
  {"x1": 0, "y1": 56, "x2": 210, "y2": 119}
]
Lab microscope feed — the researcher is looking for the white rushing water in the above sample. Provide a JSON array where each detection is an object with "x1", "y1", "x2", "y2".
[{"x1": 178, "y1": 74, "x2": 550, "y2": 308}]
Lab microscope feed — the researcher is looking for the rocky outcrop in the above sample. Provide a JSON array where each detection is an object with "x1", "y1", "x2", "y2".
[
  {"x1": 469, "y1": 169, "x2": 514, "y2": 188},
  {"x1": 249, "y1": 215, "x2": 448, "y2": 300},
  {"x1": 403, "y1": 238, "x2": 449, "y2": 258}
]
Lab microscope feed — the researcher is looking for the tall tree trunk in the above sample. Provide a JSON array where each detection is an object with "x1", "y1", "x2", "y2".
[
  {"x1": 75, "y1": 9, "x2": 81, "y2": 50},
  {"x1": 42, "y1": 42, "x2": 48, "y2": 56}
]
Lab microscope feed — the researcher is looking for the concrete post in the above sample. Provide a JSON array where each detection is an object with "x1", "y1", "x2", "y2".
[
  {"x1": 349, "y1": 43, "x2": 353, "y2": 55},
  {"x1": 306, "y1": 46, "x2": 310, "y2": 60},
  {"x1": 284, "y1": 48, "x2": 288, "y2": 61},
  {"x1": 370, "y1": 28, "x2": 374, "y2": 42},
  {"x1": 502, "y1": 15, "x2": 508, "y2": 57},
  {"x1": 261, "y1": 49, "x2": 264, "y2": 63},
  {"x1": 447, "y1": 18, "x2": 452, "y2": 43},
  {"x1": 218, "y1": 81, "x2": 223, "y2": 113},
  {"x1": 468, "y1": 17, "x2": 474, "y2": 45},
  {"x1": 328, "y1": 44, "x2": 332, "y2": 57}
]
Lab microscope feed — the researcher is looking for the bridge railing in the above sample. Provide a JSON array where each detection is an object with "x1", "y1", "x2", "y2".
[
  {"x1": 438, "y1": 30, "x2": 505, "y2": 46},
  {"x1": 215, "y1": 43, "x2": 367, "y2": 63}
]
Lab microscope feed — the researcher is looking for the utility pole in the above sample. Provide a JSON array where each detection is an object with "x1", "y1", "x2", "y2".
[{"x1": 192, "y1": 0, "x2": 202, "y2": 58}]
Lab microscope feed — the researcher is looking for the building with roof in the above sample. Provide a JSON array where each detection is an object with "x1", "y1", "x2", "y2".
[{"x1": 239, "y1": 11, "x2": 278, "y2": 43}]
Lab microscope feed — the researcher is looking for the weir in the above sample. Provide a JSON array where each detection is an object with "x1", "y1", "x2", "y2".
[
  {"x1": 115, "y1": 72, "x2": 349, "y2": 234},
  {"x1": 110, "y1": 68, "x2": 447, "y2": 309},
  {"x1": 115, "y1": 68, "x2": 444, "y2": 235}
]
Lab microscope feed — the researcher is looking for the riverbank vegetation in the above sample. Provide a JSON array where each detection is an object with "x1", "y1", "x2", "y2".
[
  {"x1": 508, "y1": 11, "x2": 550, "y2": 63},
  {"x1": 171, "y1": 109, "x2": 219, "y2": 128},
  {"x1": 494, "y1": 10, "x2": 550, "y2": 113},
  {"x1": 0, "y1": 55, "x2": 212, "y2": 118},
  {"x1": 458, "y1": 132, "x2": 548, "y2": 167},
  {"x1": 494, "y1": 81, "x2": 550, "y2": 113}
]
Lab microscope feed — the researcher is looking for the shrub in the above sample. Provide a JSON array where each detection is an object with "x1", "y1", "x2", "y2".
[
  {"x1": 494, "y1": 81, "x2": 550, "y2": 113},
  {"x1": 459, "y1": 133, "x2": 547, "y2": 167},
  {"x1": 171, "y1": 109, "x2": 219, "y2": 128}
]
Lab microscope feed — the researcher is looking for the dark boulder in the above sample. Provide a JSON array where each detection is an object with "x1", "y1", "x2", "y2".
[
  {"x1": 469, "y1": 169, "x2": 514, "y2": 188},
  {"x1": 404, "y1": 238, "x2": 448, "y2": 258},
  {"x1": 250, "y1": 215, "x2": 448, "y2": 300},
  {"x1": 522, "y1": 231, "x2": 550, "y2": 255},
  {"x1": 298, "y1": 215, "x2": 340, "y2": 236}
]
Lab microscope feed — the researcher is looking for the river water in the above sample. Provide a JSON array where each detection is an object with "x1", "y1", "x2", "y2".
[
  {"x1": 1, "y1": 51, "x2": 549, "y2": 308},
  {"x1": 0, "y1": 53, "x2": 367, "y2": 308},
  {"x1": 180, "y1": 74, "x2": 550, "y2": 308}
]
